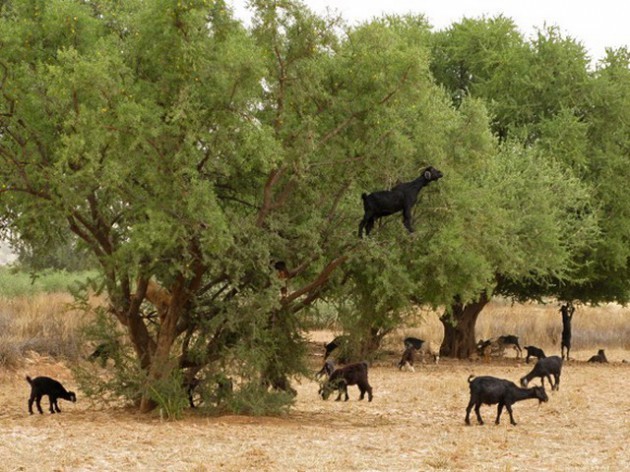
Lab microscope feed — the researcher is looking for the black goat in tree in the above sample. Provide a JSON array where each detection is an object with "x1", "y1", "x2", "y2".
[{"x1": 358, "y1": 166, "x2": 443, "y2": 238}]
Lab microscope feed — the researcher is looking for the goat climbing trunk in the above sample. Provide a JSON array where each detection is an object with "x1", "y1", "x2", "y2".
[{"x1": 440, "y1": 293, "x2": 489, "y2": 359}]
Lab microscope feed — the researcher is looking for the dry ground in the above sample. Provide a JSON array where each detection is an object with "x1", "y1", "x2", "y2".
[{"x1": 1, "y1": 348, "x2": 629, "y2": 472}]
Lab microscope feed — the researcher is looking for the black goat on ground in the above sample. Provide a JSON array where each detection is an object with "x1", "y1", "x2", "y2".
[
  {"x1": 498, "y1": 335, "x2": 523, "y2": 358},
  {"x1": 588, "y1": 349, "x2": 608, "y2": 363},
  {"x1": 319, "y1": 361, "x2": 373, "y2": 402},
  {"x1": 398, "y1": 346, "x2": 417, "y2": 371},
  {"x1": 404, "y1": 337, "x2": 425, "y2": 350},
  {"x1": 465, "y1": 375, "x2": 548, "y2": 426},
  {"x1": 524, "y1": 345, "x2": 546, "y2": 364},
  {"x1": 358, "y1": 166, "x2": 443, "y2": 238},
  {"x1": 520, "y1": 356, "x2": 563, "y2": 391},
  {"x1": 26, "y1": 376, "x2": 76, "y2": 415}
]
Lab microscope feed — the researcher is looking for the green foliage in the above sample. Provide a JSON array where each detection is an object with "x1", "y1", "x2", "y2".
[
  {"x1": 2, "y1": 0, "x2": 629, "y2": 394},
  {"x1": 0, "y1": 267, "x2": 98, "y2": 297},
  {"x1": 148, "y1": 371, "x2": 190, "y2": 421}
]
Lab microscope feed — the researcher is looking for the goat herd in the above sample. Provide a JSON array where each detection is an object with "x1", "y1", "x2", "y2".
[
  {"x1": 316, "y1": 334, "x2": 611, "y2": 426},
  {"x1": 23, "y1": 331, "x2": 612, "y2": 422}
]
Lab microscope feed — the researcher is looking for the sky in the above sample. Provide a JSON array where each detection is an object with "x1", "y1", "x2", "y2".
[{"x1": 232, "y1": 0, "x2": 629, "y2": 64}]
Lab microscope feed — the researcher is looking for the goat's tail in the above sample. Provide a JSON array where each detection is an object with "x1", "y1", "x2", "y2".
[
  {"x1": 467, "y1": 374, "x2": 475, "y2": 384},
  {"x1": 361, "y1": 192, "x2": 368, "y2": 201},
  {"x1": 25, "y1": 375, "x2": 33, "y2": 385}
]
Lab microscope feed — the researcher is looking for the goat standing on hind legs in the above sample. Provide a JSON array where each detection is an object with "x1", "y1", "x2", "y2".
[
  {"x1": 560, "y1": 302, "x2": 575, "y2": 360},
  {"x1": 358, "y1": 166, "x2": 443, "y2": 238}
]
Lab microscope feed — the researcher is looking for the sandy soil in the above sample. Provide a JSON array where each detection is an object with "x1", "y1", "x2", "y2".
[{"x1": 1, "y1": 348, "x2": 629, "y2": 472}]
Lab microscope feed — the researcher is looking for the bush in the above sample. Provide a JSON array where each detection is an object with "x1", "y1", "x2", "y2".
[{"x1": 225, "y1": 382, "x2": 293, "y2": 416}]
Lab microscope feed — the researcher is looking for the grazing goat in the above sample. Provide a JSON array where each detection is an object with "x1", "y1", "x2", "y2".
[
  {"x1": 26, "y1": 376, "x2": 76, "y2": 415},
  {"x1": 398, "y1": 346, "x2": 417, "y2": 371},
  {"x1": 477, "y1": 336, "x2": 521, "y2": 359},
  {"x1": 465, "y1": 375, "x2": 548, "y2": 426},
  {"x1": 476, "y1": 338, "x2": 507, "y2": 359},
  {"x1": 319, "y1": 361, "x2": 373, "y2": 402},
  {"x1": 315, "y1": 359, "x2": 336, "y2": 379},
  {"x1": 498, "y1": 335, "x2": 522, "y2": 358},
  {"x1": 524, "y1": 345, "x2": 546, "y2": 364},
  {"x1": 358, "y1": 166, "x2": 443, "y2": 238},
  {"x1": 403, "y1": 337, "x2": 439, "y2": 364},
  {"x1": 560, "y1": 303, "x2": 575, "y2": 360},
  {"x1": 588, "y1": 349, "x2": 608, "y2": 363},
  {"x1": 520, "y1": 356, "x2": 563, "y2": 391}
]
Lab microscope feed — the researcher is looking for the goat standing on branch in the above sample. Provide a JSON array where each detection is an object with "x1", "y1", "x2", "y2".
[{"x1": 358, "y1": 166, "x2": 443, "y2": 238}]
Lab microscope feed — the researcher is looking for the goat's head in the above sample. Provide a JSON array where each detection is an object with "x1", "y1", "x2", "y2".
[
  {"x1": 532, "y1": 386, "x2": 548, "y2": 404},
  {"x1": 319, "y1": 382, "x2": 332, "y2": 400},
  {"x1": 423, "y1": 166, "x2": 443, "y2": 182},
  {"x1": 319, "y1": 377, "x2": 342, "y2": 400}
]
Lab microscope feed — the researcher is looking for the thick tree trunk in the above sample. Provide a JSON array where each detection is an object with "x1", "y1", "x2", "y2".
[
  {"x1": 139, "y1": 304, "x2": 180, "y2": 413},
  {"x1": 440, "y1": 293, "x2": 489, "y2": 359}
]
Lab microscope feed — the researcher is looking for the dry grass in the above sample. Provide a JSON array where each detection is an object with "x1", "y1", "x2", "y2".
[
  {"x1": 0, "y1": 297, "x2": 628, "y2": 470},
  {"x1": 1, "y1": 348, "x2": 628, "y2": 471},
  {"x1": 0, "y1": 293, "x2": 89, "y2": 367}
]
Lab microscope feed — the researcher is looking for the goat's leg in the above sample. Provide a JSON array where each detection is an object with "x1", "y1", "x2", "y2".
[
  {"x1": 505, "y1": 404, "x2": 517, "y2": 425},
  {"x1": 358, "y1": 219, "x2": 367, "y2": 238},
  {"x1": 365, "y1": 217, "x2": 375, "y2": 236},
  {"x1": 554, "y1": 374, "x2": 560, "y2": 391},
  {"x1": 496, "y1": 403, "x2": 504, "y2": 424},
  {"x1": 48, "y1": 396, "x2": 56, "y2": 414},
  {"x1": 474, "y1": 403, "x2": 484, "y2": 425},
  {"x1": 465, "y1": 401, "x2": 474, "y2": 425},
  {"x1": 358, "y1": 212, "x2": 374, "y2": 238},
  {"x1": 53, "y1": 398, "x2": 61, "y2": 413},
  {"x1": 402, "y1": 207, "x2": 414, "y2": 233},
  {"x1": 35, "y1": 395, "x2": 44, "y2": 414}
]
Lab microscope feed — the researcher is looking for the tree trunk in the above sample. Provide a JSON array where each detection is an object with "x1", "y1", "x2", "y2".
[
  {"x1": 139, "y1": 301, "x2": 182, "y2": 413},
  {"x1": 440, "y1": 293, "x2": 489, "y2": 359}
]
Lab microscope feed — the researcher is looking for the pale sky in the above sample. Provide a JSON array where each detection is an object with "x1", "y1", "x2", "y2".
[{"x1": 232, "y1": 0, "x2": 629, "y2": 64}]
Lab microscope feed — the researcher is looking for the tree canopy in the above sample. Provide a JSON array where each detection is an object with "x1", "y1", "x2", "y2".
[{"x1": 1, "y1": 0, "x2": 628, "y2": 412}]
